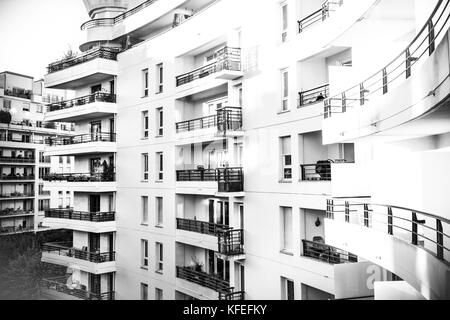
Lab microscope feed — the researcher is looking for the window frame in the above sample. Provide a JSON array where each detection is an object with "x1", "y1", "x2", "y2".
[
  {"x1": 142, "y1": 111, "x2": 149, "y2": 139},
  {"x1": 142, "y1": 69, "x2": 149, "y2": 97},
  {"x1": 155, "y1": 242, "x2": 163, "y2": 273},
  {"x1": 142, "y1": 153, "x2": 149, "y2": 181},
  {"x1": 281, "y1": 68, "x2": 289, "y2": 111},
  {"x1": 156, "y1": 63, "x2": 163, "y2": 94},
  {"x1": 141, "y1": 239, "x2": 149, "y2": 268}
]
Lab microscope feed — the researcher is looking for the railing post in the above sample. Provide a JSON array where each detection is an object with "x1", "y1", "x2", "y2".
[
  {"x1": 412, "y1": 212, "x2": 418, "y2": 245},
  {"x1": 406, "y1": 48, "x2": 412, "y2": 79},
  {"x1": 363, "y1": 204, "x2": 369, "y2": 227},
  {"x1": 436, "y1": 219, "x2": 444, "y2": 260},
  {"x1": 387, "y1": 206, "x2": 393, "y2": 235},
  {"x1": 359, "y1": 83, "x2": 365, "y2": 106},
  {"x1": 428, "y1": 19, "x2": 435, "y2": 56},
  {"x1": 382, "y1": 68, "x2": 388, "y2": 94},
  {"x1": 345, "y1": 201, "x2": 350, "y2": 223},
  {"x1": 342, "y1": 92, "x2": 346, "y2": 113}
]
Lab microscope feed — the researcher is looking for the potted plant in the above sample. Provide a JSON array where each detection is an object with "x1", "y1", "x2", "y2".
[{"x1": 191, "y1": 256, "x2": 204, "y2": 273}]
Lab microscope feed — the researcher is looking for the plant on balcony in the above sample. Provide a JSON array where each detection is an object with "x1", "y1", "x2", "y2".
[
  {"x1": 101, "y1": 160, "x2": 115, "y2": 181},
  {"x1": 191, "y1": 256, "x2": 204, "y2": 272},
  {"x1": 0, "y1": 110, "x2": 12, "y2": 124}
]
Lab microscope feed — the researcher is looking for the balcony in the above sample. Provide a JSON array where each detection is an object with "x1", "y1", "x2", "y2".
[
  {"x1": 298, "y1": 0, "x2": 343, "y2": 34},
  {"x1": 0, "y1": 225, "x2": 34, "y2": 236},
  {"x1": 3, "y1": 88, "x2": 32, "y2": 100},
  {"x1": 45, "y1": 47, "x2": 119, "y2": 89},
  {"x1": 45, "y1": 132, "x2": 116, "y2": 156},
  {"x1": 300, "y1": 162, "x2": 332, "y2": 181},
  {"x1": 176, "y1": 266, "x2": 232, "y2": 295},
  {"x1": 0, "y1": 208, "x2": 34, "y2": 218},
  {"x1": 39, "y1": 190, "x2": 51, "y2": 196},
  {"x1": 302, "y1": 239, "x2": 357, "y2": 264},
  {"x1": 41, "y1": 276, "x2": 115, "y2": 300},
  {"x1": 0, "y1": 192, "x2": 35, "y2": 200},
  {"x1": 0, "y1": 156, "x2": 35, "y2": 165},
  {"x1": 46, "y1": 92, "x2": 117, "y2": 122},
  {"x1": 176, "y1": 47, "x2": 242, "y2": 93},
  {"x1": 219, "y1": 290, "x2": 245, "y2": 300},
  {"x1": 298, "y1": 84, "x2": 329, "y2": 107},
  {"x1": 43, "y1": 173, "x2": 116, "y2": 193},
  {"x1": 0, "y1": 135, "x2": 47, "y2": 146},
  {"x1": 0, "y1": 174, "x2": 35, "y2": 182},
  {"x1": 44, "y1": 208, "x2": 116, "y2": 233},
  {"x1": 176, "y1": 167, "x2": 244, "y2": 195}
]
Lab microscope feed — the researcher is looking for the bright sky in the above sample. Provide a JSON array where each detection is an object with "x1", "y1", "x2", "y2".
[{"x1": 0, "y1": 0, "x2": 88, "y2": 80}]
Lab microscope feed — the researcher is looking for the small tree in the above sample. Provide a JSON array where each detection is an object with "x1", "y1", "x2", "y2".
[
  {"x1": 0, "y1": 110, "x2": 12, "y2": 124},
  {"x1": 61, "y1": 46, "x2": 78, "y2": 62}
]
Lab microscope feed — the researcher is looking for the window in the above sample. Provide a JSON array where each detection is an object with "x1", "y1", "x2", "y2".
[
  {"x1": 39, "y1": 199, "x2": 50, "y2": 211},
  {"x1": 140, "y1": 283, "x2": 148, "y2": 300},
  {"x1": 22, "y1": 103, "x2": 30, "y2": 112},
  {"x1": 155, "y1": 242, "x2": 163, "y2": 272},
  {"x1": 141, "y1": 239, "x2": 149, "y2": 268},
  {"x1": 280, "y1": 136, "x2": 292, "y2": 180},
  {"x1": 156, "y1": 197, "x2": 163, "y2": 226},
  {"x1": 3, "y1": 99, "x2": 11, "y2": 110},
  {"x1": 155, "y1": 288, "x2": 163, "y2": 300},
  {"x1": 156, "y1": 107, "x2": 163, "y2": 136},
  {"x1": 156, "y1": 63, "x2": 163, "y2": 93},
  {"x1": 281, "y1": 3, "x2": 288, "y2": 42},
  {"x1": 282, "y1": 278, "x2": 295, "y2": 300},
  {"x1": 156, "y1": 152, "x2": 163, "y2": 181},
  {"x1": 142, "y1": 153, "x2": 149, "y2": 181},
  {"x1": 59, "y1": 156, "x2": 64, "y2": 166},
  {"x1": 67, "y1": 157, "x2": 71, "y2": 165},
  {"x1": 142, "y1": 111, "x2": 149, "y2": 139},
  {"x1": 141, "y1": 196, "x2": 148, "y2": 225},
  {"x1": 142, "y1": 69, "x2": 149, "y2": 97},
  {"x1": 280, "y1": 207, "x2": 293, "y2": 253},
  {"x1": 281, "y1": 68, "x2": 289, "y2": 111},
  {"x1": 36, "y1": 105, "x2": 43, "y2": 113}
]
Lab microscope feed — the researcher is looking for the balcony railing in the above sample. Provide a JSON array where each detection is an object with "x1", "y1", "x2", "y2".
[
  {"x1": 302, "y1": 239, "x2": 358, "y2": 264},
  {"x1": 39, "y1": 190, "x2": 51, "y2": 196},
  {"x1": 300, "y1": 161, "x2": 332, "y2": 181},
  {"x1": 176, "y1": 107, "x2": 242, "y2": 133},
  {"x1": 45, "y1": 208, "x2": 115, "y2": 222},
  {"x1": 42, "y1": 242, "x2": 115, "y2": 263},
  {"x1": 298, "y1": 84, "x2": 329, "y2": 107},
  {"x1": 47, "y1": 47, "x2": 119, "y2": 74},
  {"x1": 298, "y1": 0, "x2": 343, "y2": 33},
  {"x1": 0, "y1": 174, "x2": 35, "y2": 181},
  {"x1": 0, "y1": 209, "x2": 34, "y2": 217},
  {"x1": 3, "y1": 89, "x2": 32, "y2": 100},
  {"x1": 324, "y1": 0, "x2": 450, "y2": 118},
  {"x1": 48, "y1": 92, "x2": 117, "y2": 112},
  {"x1": 47, "y1": 132, "x2": 116, "y2": 146},
  {"x1": 176, "y1": 266, "x2": 231, "y2": 293},
  {"x1": 0, "y1": 136, "x2": 47, "y2": 145},
  {"x1": 176, "y1": 167, "x2": 244, "y2": 192},
  {"x1": 41, "y1": 276, "x2": 115, "y2": 300},
  {"x1": 326, "y1": 199, "x2": 450, "y2": 263},
  {"x1": 218, "y1": 229, "x2": 244, "y2": 256},
  {"x1": 80, "y1": 0, "x2": 158, "y2": 30},
  {"x1": 176, "y1": 47, "x2": 242, "y2": 86},
  {"x1": 219, "y1": 290, "x2": 245, "y2": 300},
  {"x1": 43, "y1": 172, "x2": 115, "y2": 183},
  {"x1": 0, "y1": 156, "x2": 35, "y2": 164},
  {"x1": 0, "y1": 226, "x2": 34, "y2": 235},
  {"x1": 176, "y1": 218, "x2": 231, "y2": 236},
  {"x1": 0, "y1": 192, "x2": 35, "y2": 199}
]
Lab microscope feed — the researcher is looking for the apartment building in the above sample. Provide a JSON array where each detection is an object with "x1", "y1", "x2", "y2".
[
  {"x1": 39, "y1": 0, "x2": 450, "y2": 300},
  {"x1": 0, "y1": 71, "x2": 74, "y2": 236}
]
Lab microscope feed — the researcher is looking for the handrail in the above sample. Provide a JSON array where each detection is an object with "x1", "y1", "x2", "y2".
[
  {"x1": 0, "y1": 192, "x2": 35, "y2": 198},
  {"x1": 45, "y1": 208, "x2": 115, "y2": 222},
  {"x1": 175, "y1": 106, "x2": 242, "y2": 133},
  {"x1": 0, "y1": 156, "x2": 35, "y2": 164},
  {"x1": 298, "y1": 0, "x2": 343, "y2": 33},
  {"x1": 40, "y1": 276, "x2": 115, "y2": 300},
  {"x1": 176, "y1": 218, "x2": 231, "y2": 236},
  {"x1": 43, "y1": 172, "x2": 116, "y2": 182},
  {"x1": 218, "y1": 229, "x2": 244, "y2": 256},
  {"x1": 299, "y1": 84, "x2": 329, "y2": 107},
  {"x1": 42, "y1": 242, "x2": 116, "y2": 263},
  {"x1": 326, "y1": 199, "x2": 450, "y2": 262},
  {"x1": 48, "y1": 92, "x2": 116, "y2": 112},
  {"x1": 176, "y1": 266, "x2": 231, "y2": 292},
  {"x1": 324, "y1": 0, "x2": 450, "y2": 118},
  {"x1": 302, "y1": 239, "x2": 357, "y2": 264},
  {"x1": 46, "y1": 132, "x2": 116, "y2": 146},
  {"x1": 0, "y1": 174, "x2": 35, "y2": 181}
]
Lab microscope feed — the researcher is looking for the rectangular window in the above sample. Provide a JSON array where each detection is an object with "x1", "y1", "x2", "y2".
[
  {"x1": 155, "y1": 288, "x2": 163, "y2": 300},
  {"x1": 280, "y1": 207, "x2": 293, "y2": 253},
  {"x1": 3, "y1": 99, "x2": 11, "y2": 110},
  {"x1": 141, "y1": 239, "x2": 148, "y2": 268},
  {"x1": 156, "y1": 152, "x2": 163, "y2": 181},
  {"x1": 59, "y1": 156, "x2": 64, "y2": 167},
  {"x1": 22, "y1": 102, "x2": 30, "y2": 112},
  {"x1": 281, "y1": 68, "x2": 289, "y2": 111},
  {"x1": 156, "y1": 197, "x2": 163, "y2": 226},
  {"x1": 282, "y1": 278, "x2": 295, "y2": 300},
  {"x1": 140, "y1": 283, "x2": 148, "y2": 300},
  {"x1": 156, "y1": 63, "x2": 163, "y2": 94},
  {"x1": 155, "y1": 242, "x2": 163, "y2": 272},
  {"x1": 142, "y1": 69, "x2": 149, "y2": 97},
  {"x1": 141, "y1": 196, "x2": 149, "y2": 225},
  {"x1": 281, "y1": 3, "x2": 288, "y2": 42},
  {"x1": 142, "y1": 111, "x2": 149, "y2": 139},
  {"x1": 142, "y1": 153, "x2": 149, "y2": 181},
  {"x1": 156, "y1": 107, "x2": 163, "y2": 136},
  {"x1": 280, "y1": 136, "x2": 292, "y2": 180}
]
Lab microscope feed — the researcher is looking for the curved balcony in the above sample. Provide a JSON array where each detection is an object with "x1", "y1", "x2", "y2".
[
  {"x1": 41, "y1": 276, "x2": 115, "y2": 300},
  {"x1": 325, "y1": 199, "x2": 450, "y2": 300},
  {"x1": 46, "y1": 92, "x2": 117, "y2": 122},
  {"x1": 45, "y1": 47, "x2": 119, "y2": 89},
  {"x1": 298, "y1": 0, "x2": 344, "y2": 34},
  {"x1": 302, "y1": 239, "x2": 357, "y2": 264},
  {"x1": 323, "y1": 0, "x2": 450, "y2": 143},
  {"x1": 44, "y1": 208, "x2": 116, "y2": 233},
  {"x1": 45, "y1": 132, "x2": 116, "y2": 156}
]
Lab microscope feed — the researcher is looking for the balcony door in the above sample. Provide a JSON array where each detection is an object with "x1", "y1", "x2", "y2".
[
  {"x1": 216, "y1": 201, "x2": 229, "y2": 226},
  {"x1": 89, "y1": 194, "x2": 101, "y2": 213},
  {"x1": 91, "y1": 84, "x2": 101, "y2": 94},
  {"x1": 207, "y1": 149, "x2": 228, "y2": 169},
  {"x1": 90, "y1": 121, "x2": 101, "y2": 141},
  {"x1": 90, "y1": 158, "x2": 102, "y2": 178},
  {"x1": 89, "y1": 274, "x2": 101, "y2": 296},
  {"x1": 89, "y1": 233, "x2": 100, "y2": 253}
]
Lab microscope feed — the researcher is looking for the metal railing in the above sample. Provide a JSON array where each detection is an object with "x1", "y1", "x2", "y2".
[
  {"x1": 0, "y1": 174, "x2": 35, "y2": 181},
  {"x1": 42, "y1": 242, "x2": 115, "y2": 263},
  {"x1": 45, "y1": 208, "x2": 115, "y2": 222},
  {"x1": 40, "y1": 276, "x2": 115, "y2": 300},
  {"x1": 299, "y1": 84, "x2": 329, "y2": 107},
  {"x1": 0, "y1": 226, "x2": 34, "y2": 235},
  {"x1": 176, "y1": 107, "x2": 242, "y2": 133},
  {"x1": 326, "y1": 199, "x2": 450, "y2": 263},
  {"x1": 0, "y1": 209, "x2": 34, "y2": 217},
  {"x1": 324, "y1": 0, "x2": 450, "y2": 118},
  {"x1": 219, "y1": 290, "x2": 245, "y2": 300},
  {"x1": 0, "y1": 156, "x2": 35, "y2": 164},
  {"x1": 0, "y1": 121, "x2": 74, "y2": 132},
  {"x1": 218, "y1": 229, "x2": 244, "y2": 256},
  {"x1": 302, "y1": 239, "x2": 357, "y2": 264},
  {"x1": 48, "y1": 92, "x2": 116, "y2": 112},
  {"x1": 0, "y1": 192, "x2": 35, "y2": 199},
  {"x1": 300, "y1": 161, "x2": 333, "y2": 181},
  {"x1": 43, "y1": 172, "x2": 115, "y2": 182},
  {"x1": 80, "y1": 0, "x2": 159, "y2": 30},
  {"x1": 176, "y1": 218, "x2": 231, "y2": 236},
  {"x1": 176, "y1": 266, "x2": 231, "y2": 292},
  {"x1": 176, "y1": 167, "x2": 244, "y2": 192},
  {"x1": 0, "y1": 136, "x2": 48, "y2": 145},
  {"x1": 176, "y1": 47, "x2": 242, "y2": 86},
  {"x1": 3, "y1": 89, "x2": 32, "y2": 100},
  {"x1": 47, "y1": 47, "x2": 119, "y2": 74},
  {"x1": 298, "y1": 0, "x2": 343, "y2": 33},
  {"x1": 39, "y1": 190, "x2": 51, "y2": 196},
  {"x1": 46, "y1": 132, "x2": 116, "y2": 146}
]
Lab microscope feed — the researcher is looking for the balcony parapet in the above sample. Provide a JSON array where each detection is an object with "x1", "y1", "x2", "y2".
[
  {"x1": 0, "y1": 192, "x2": 35, "y2": 199},
  {"x1": 0, "y1": 226, "x2": 34, "y2": 235},
  {"x1": 3, "y1": 88, "x2": 32, "y2": 100},
  {"x1": 0, "y1": 156, "x2": 35, "y2": 164},
  {"x1": 48, "y1": 92, "x2": 116, "y2": 112},
  {"x1": 0, "y1": 209, "x2": 34, "y2": 218},
  {"x1": 176, "y1": 266, "x2": 231, "y2": 294},
  {"x1": 176, "y1": 107, "x2": 242, "y2": 134},
  {"x1": 176, "y1": 218, "x2": 230, "y2": 236},
  {"x1": 0, "y1": 174, "x2": 35, "y2": 182},
  {"x1": 43, "y1": 172, "x2": 115, "y2": 183},
  {"x1": 40, "y1": 276, "x2": 115, "y2": 300},
  {"x1": 302, "y1": 239, "x2": 357, "y2": 264},
  {"x1": 176, "y1": 47, "x2": 242, "y2": 87},
  {"x1": 45, "y1": 208, "x2": 115, "y2": 222},
  {"x1": 47, "y1": 132, "x2": 116, "y2": 146},
  {"x1": 298, "y1": 84, "x2": 329, "y2": 107},
  {"x1": 298, "y1": 0, "x2": 343, "y2": 33},
  {"x1": 176, "y1": 167, "x2": 244, "y2": 193},
  {"x1": 42, "y1": 242, "x2": 116, "y2": 263}
]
